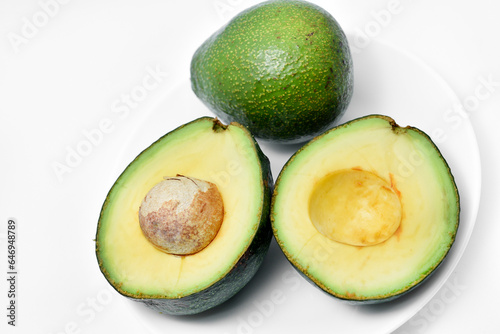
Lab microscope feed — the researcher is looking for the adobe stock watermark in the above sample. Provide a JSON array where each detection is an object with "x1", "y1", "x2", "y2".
[
  {"x1": 385, "y1": 73, "x2": 499, "y2": 181},
  {"x1": 432, "y1": 73, "x2": 499, "y2": 143},
  {"x1": 210, "y1": 159, "x2": 244, "y2": 190},
  {"x1": 225, "y1": 269, "x2": 303, "y2": 334},
  {"x1": 46, "y1": 287, "x2": 114, "y2": 334},
  {"x1": 373, "y1": 74, "x2": 499, "y2": 180},
  {"x1": 350, "y1": 0, "x2": 405, "y2": 54},
  {"x1": 213, "y1": 0, "x2": 251, "y2": 21},
  {"x1": 51, "y1": 64, "x2": 169, "y2": 183},
  {"x1": 396, "y1": 273, "x2": 467, "y2": 334},
  {"x1": 7, "y1": 0, "x2": 73, "y2": 54}
]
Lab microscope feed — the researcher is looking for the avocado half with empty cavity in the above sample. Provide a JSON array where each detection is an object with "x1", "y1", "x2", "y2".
[
  {"x1": 95, "y1": 117, "x2": 273, "y2": 315},
  {"x1": 271, "y1": 115, "x2": 460, "y2": 303}
]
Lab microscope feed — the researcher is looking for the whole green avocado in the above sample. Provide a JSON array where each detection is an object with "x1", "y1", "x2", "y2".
[{"x1": 191, "y1": 0, "x2": 353, "y2": 143}]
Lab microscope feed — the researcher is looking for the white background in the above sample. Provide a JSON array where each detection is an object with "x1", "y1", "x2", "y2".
[{"x1": 1, "y1": 0, "x2": 499, "y2": 333}]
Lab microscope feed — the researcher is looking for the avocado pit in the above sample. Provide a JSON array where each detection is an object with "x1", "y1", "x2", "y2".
[
  {"x1": 139, "y1": 175, "x2": 224, "y2": 255},
  {"x1": 309, "y1": 169, "x2": 402, "y2": 246}
]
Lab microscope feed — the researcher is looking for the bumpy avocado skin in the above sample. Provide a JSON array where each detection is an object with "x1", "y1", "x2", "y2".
[
  {"x1": 191, "y1": 0, "x2": 353, "y2": 143},
  {"x1": 95, "y1": 118, "x2": 273, "y2": 315}
]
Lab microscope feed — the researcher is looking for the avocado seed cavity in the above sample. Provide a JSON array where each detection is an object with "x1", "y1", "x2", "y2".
[
  {"x1": 309, "y1": 169, "x2": 402, "y2": 246},
  {"x1": 139, "y1": 175, "x2": 224, "y2": 255}
]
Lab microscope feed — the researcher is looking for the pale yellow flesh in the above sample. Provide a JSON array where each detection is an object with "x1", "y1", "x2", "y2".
[
  {"x1": 98, "y1": 120, "x2": 262, "y2": 298},
  {"x1": 309, "y1": 169, "x2": 402, "y2": 247},
  {"x1": 273, "y1": 117, "x2": 458, "y2": 298}
]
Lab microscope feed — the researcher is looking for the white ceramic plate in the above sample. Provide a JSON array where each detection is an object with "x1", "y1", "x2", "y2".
[{"x1": 113, "y1": 38, "x2": 481, "y2": 334}]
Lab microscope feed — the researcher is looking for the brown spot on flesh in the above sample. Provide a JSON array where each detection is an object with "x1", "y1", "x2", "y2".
[
  {"x1": 389, "y1": 173, "x2": 402, "y2": 198},
  {"x1": 345, "y1": 291, "x2": 358, "y2": 299},
  {"x1": 393, "y1": 224, "x2": 403, "y2": 241}
]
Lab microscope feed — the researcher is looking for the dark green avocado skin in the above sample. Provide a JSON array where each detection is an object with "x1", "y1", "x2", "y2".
[
  {"x1": 95, "y1": 117, "x2": 273, "y2": 316},
  {"x1": 191, "y1": 0, "x2": 353, "y2": 143},
  {"x1": 293, "y1": 258, "x2": 445, "y2": 305}
]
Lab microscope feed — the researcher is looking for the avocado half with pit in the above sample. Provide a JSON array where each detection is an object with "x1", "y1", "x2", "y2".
[
  {"x1": 95, "y1": 117, "x2": 273, "y2": 315},
  {"x1": 271, "y1": 115, "x2": 460, "y2": 303}
]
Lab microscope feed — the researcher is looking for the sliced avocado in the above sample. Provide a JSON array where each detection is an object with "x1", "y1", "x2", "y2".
[
  {"x1": 271, "y1": 115, "x2": 460, "y2": 302},
  {"x1": 190, "y1": 0, "x2": 353, "y2": 143},
  {"x1": 95, "y1": 117, "x2": 273, "y2": 315}
]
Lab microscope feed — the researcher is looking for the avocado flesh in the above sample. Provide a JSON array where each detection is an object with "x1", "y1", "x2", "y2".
[
  {"x1": 271, "y1": 115, "x2": 459, "y2": 302},
  {"x1": 96, "y1": 117, "x2": 273, "y2": 314},
  {"x1": 190, "y1": 0, "x2": 353, "y2": 143}
]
